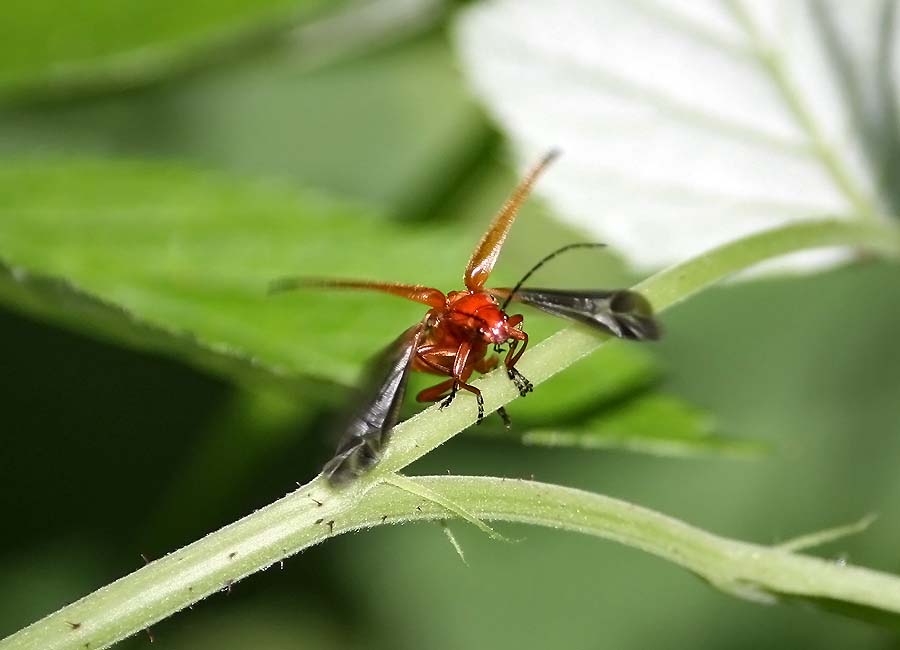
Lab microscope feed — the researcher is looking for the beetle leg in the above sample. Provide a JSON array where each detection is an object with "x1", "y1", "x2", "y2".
[
  {"x1": 419, "y1": 377, "x2": 485, "y2": 422},
  {"x1": 416, "y1": 378, "x2": 456, "y2": 403},
  {"x1": 497, "y1": 406, "x2": 512, "y2": 428},
  {"x1": 452, "y1": 341, "x2": 485, "y2": 423},
  {"x1": 440, "y1": 384, "x2": 460, "y2": 411},
  {"x1": 416, "y1": 341, "x2": 485, "y2": 422},
  {"x1": 415, "y1": 344, "x2": 457, "y2": 375},
  {"x1": 415, "y1": 346, "x2": 464, "y2": 410},
  {"x1": 508, "y1": 366, "x2": 533, "y2": 396},
  {"x1": 472, "y1": 355, "x2": 511, "y2": 426},
  {"x1": 505, "y1": 315, "x2": 528, "y2": 365},
  {"x1": 504, "y1": 322, "x2": 533, "y2": 396},
  {"x1": 461, "y1": 382, "x2": 485, "y2": 423}
]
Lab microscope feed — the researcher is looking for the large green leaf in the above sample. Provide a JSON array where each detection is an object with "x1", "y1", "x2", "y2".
[
  {"x1": 0, "y1": 158, "x2": 752, "y2": 465},
  {"x1": 0, "y1": 155, "x2": 665, "y2": 386},
  {"x1": 0, "y1": 159, "x2": 468, "y2": 387},
  {"x1": 0, "y1": 0, "x2": 339, "y2": 101},
  {"x1": 1, "y1": 158, "x2": 749, "y2": 461},
  {"x1": 0, "y1": 159, "x2": 647, "y2": 390}
]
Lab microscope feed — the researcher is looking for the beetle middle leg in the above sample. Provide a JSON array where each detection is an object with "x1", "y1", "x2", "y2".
[
  {"x1": 415, "y1": 342, "x2": 485, "y2": 423},
  {"x1": 416, "y1": 378, "x2": 458, "y2": 409},
  {"x1": 417, "y1": 377, "x2": 485, "y2": 422}
]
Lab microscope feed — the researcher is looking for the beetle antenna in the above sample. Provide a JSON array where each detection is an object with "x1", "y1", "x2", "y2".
[{"x1": 500, "y1": 242, "x2": 607, "y2": 311}]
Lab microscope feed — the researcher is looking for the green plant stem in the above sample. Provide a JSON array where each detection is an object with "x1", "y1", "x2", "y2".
[
  {"x1": 348, "y1": 477, "x2": 899, "y2": 608},
  {"x1": 3, "y1": 218, "x2": 900, "y2": 650}
]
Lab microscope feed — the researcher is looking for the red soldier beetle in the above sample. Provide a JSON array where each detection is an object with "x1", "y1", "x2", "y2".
[{"x1": 271, "y1": 151, "x2": 660, "y2": 483}]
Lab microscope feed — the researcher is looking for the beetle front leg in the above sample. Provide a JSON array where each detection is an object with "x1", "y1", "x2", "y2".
[
  {"x1": 504, "y1": 319, "x2": 533, "y2": 397},
  {"x1": 507, "y1": 363, "x2": 533, "y2": 397}
]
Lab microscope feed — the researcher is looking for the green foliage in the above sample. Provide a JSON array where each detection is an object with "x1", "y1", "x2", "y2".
[
  {"x1": 2, "y1": 2, "x2": 900, "y2": 650},
  {"x1": 0, "y1": 156, "x2": 745, "y2": 461},
  {"x1": 0, "y1": 158, "x2": 466, "y2": 385},
  {"x1": 0, "y1": 0, "x2": 336, "y2": 101}
]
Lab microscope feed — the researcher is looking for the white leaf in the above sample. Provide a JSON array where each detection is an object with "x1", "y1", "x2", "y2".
[{"x1": 454, "y1": 0, "x2": 898, "y2": 271}]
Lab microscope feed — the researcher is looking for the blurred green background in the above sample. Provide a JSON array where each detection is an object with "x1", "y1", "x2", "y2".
[{"x1": 1, "y1": 2, "x2": 899, "y2": 649}]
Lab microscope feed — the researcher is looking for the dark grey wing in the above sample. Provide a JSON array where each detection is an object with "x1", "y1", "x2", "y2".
[
  {"x1": 322, "y1": 322, "x2": 425, "y2": 484},
  {"x1": 495, "y1": 288, "x2": 661, "y2": 341}
]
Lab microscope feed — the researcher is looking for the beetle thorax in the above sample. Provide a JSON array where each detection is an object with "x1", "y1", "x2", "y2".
[{"x1": 444, "y1": 290, "x2": 511, "y2": 344}]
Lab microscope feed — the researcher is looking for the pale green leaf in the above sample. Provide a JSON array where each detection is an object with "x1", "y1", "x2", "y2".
[{"x1": 455, "y1": 1, "x2": 899, "y2": 271}]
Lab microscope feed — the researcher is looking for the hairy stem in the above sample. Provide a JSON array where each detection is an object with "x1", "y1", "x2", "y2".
[
  {"x1": 349, "y1": 477, "x2": 900, "y2": 610},
  {"x1": 3, "y1": 218, "x2": 899, "y2": 650}
]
